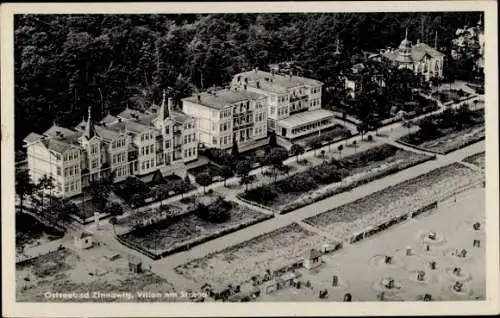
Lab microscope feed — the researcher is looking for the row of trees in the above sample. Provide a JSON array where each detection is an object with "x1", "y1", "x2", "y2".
[
  {"x1": 15, "y1": 13, "x2": 480, "y2": 150},
  {"x1": 15, "y1": 170, "x2": 75, "y2": 225}
]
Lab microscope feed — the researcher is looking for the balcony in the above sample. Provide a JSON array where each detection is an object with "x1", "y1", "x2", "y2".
[
  {"x1": 289, "y1": 107, "x2": 310, "y2": 116},
  {"x1": 289, "y1": 95, "x2": 309, "y2": 103}
]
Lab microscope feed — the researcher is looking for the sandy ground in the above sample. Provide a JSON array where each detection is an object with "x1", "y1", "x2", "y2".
[{"x1": 260, "y1": 187, "x2": 485, "y2": 301}]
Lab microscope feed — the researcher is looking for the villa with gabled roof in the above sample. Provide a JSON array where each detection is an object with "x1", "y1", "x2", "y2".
[
  {"x1": 379, "y1": 29, "x2": 445, "y2": 81},
  {"x1": 23, "y1": 91, "x2": 197, "y2": 198}
]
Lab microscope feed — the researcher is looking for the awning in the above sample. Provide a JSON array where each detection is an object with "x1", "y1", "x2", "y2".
[{"x1": 278, "y1": 109, "x2": 335, "y2": 129}]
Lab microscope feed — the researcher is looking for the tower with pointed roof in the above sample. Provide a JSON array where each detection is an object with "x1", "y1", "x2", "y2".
[{"x1": 84, "y1": 106, "x2": 97, "y2": 140}]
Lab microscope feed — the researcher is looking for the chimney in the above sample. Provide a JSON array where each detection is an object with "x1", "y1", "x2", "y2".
[
  {"x1": 197, "y1": 94, "x2": 201, "y2": 103},
  {"x1": 168, "y1": 97, "x2": 173, "y2": 113},
  {"x1": 244, "y1": 84, "x2": 247, "y2": 90},
  {"x1": 256, "y1": 81, "x2": 260, "y2": 88}
]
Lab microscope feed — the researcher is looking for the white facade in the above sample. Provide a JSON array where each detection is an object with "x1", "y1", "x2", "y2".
[
  {"x1": 232, "y1": 70, "x2": 335, "y2": 139},
  {"x1": 182, "y1": 88, "x2": 267, "y2": 150},
  {"x1": 381, "y1": 34, "x2": 445, "y2": 81},
  {"x1": 23, "y1": 95, "x2": 197, "y2": 198}
]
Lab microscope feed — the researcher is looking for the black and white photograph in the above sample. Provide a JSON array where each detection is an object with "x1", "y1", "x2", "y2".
[{"x1": 1, "y1": 1, "x2": 498, "y2": 317}]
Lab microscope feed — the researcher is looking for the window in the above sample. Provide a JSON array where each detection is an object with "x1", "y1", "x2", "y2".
[
  {"x1": 165, "y1": 140, "x2": 170, "y2": 148},
  {"x1": 64, "y1": 184, "x2": 69, "y2": 192},
  {"x1": 74, "y1": 166, "x2": 78, "y2": 174},
  {"x1": 141, "y1": 162, "x2": 145, "y2": 170},
  {"x1": 64, "y1": 168, "x2": 68, "y2": 177},
  {"x1": 145, "y1": 147, "x2": 149, "y2": 155},
  {"x1": 150, "y1": 145, "x2": 154, "y2": 153},
  {"x1": 213, "y1": 136, "x2": 217, "y2": 145},
  {"x1": 146, "y1": 161, "x2": 150, "y2": 169},
  {"x1": 112, "y1": 155, "x2": 116, "y2": 164},
  {"x1": 91, "y1": 159, "x2": 98, "y2": 169},
  {"x1": 57, "y1": 183, "x2": 62, "y2": 192},
  {"x1": 57, "y1": 167, "x2": 61, "y2": 176}
]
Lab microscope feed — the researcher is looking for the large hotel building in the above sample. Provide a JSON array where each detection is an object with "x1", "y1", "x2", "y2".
[
  {"x1": 23, "y1": 93, "x2": 197, "y2": 198},
  {"x1": 230, "y1": 69, "x2": 335, "y2": 140}
]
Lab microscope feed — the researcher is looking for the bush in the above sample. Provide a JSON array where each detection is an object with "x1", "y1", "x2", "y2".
[
  {"x1": 244, "y1": 185, "x2": 279, "y2": 204},
  {"x1": 195, "y1": 197, "x2": 232, "y2": 223},
  {"x1": 308, "y1": 165, "x2": 342, "y2": 184},
  {"x1": 104, "y1": 202, "x2": 124, "y2": 216},
  {"x1": 366, "y1": 134, "x2": 373, "y2": 141},
  {"x1": 278, "y1": 174, "x2": 317, "y2": 193}
]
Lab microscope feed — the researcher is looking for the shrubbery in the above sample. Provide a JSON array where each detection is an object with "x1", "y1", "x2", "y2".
[
  {"x1": 195, "y1": 197, "x2": 232, "y2": 223},
  {"x1": 242, "y1": 144, "x2": 408, "y2": 206},
  {"x1": 244, "y1": 185, "x2": 279, "y2": 203},
  {"x1": 278, "y1": 174, "x2": 317, "y2": 193}
]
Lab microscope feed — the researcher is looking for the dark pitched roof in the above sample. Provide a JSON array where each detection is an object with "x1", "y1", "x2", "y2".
[
  {"x1": 44, "y1": 124, "x2": 76, "y2": 138},
  {"x1": 45, "y1": 139, "x2": 73, "y2": 153},
  {"x1": 23, "y1": 132, "x2": 43, "y2": 144},
  {"x1": 183, "y1": 89, "x2": 263, "y2": 110},
  {"x1": 75, "y1": 232, "x2": 93, "y2": 239},
  {"x1": 100, "y1": 113, "x2": 118, "y2": 125}
]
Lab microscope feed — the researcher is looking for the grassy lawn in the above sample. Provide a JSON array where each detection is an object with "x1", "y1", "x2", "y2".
[
  {"x1": 113, "y1": 175, "x2": 194, "y2": 208},
  {"x1": 432, "y1": 88, "x2": 472, "y2": 104},
  {"x1": 73, "y1": 198, "x2": 103, "y2": 220},
  {"x1": 16, "y1": 246, "x2": 175, "y2": 302},
  {"x1": 175, "y1": 223, "x2": 331, "y2": 290},
  {"x1": 295, "y1": 124, "x2": 351, "y2": 148},
  {"x1": 16, "y1": 213, "x2": 63, "y2": 250},
  {"x1": 463, "y1": 152, "x2": 485, "y2": 169},
  {"x1": 119, "y1": 201, "x2": 272, "y2": 257},
  {"x1": 242, "y1": 144, "x2": 435, "y2": 212},
  {"x1": 188, "y1": 163, "x2": 232, "y2": 184},
  {"x1": 399, "y1": 108, "x2": 484, "y2": 154},
  {"x1": 303, "y1": 163, "x2": 482, "y2": 242}
]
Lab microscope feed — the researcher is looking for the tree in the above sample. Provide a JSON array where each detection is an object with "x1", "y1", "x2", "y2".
[
  {"x1": 104, "y1": 202, "x2": 124, "y2": 216},
  {"x1": 15, "y1": 169, "x2": 35, "y2": 214},
  {"x1": 235, "y1": 160, "x2": 252, "y2": 191},
  {"x1": 196, "y1": 172, "x2": 212, "y2": 194},
  {"x1": 268, "y1": 131, "x2": 277, "y2": 148},
  {"x1": 337, "y1": 144, "x2": 344, "y2": 157},
  {"x1": 175, "y1": 177, "x2": 192, "y2": 198},
  {"x1": 290, "y1": 143, "x2": 305, "y2": 162},
  {"x1": 357, "y1": 122, "x2": 369, "y2": 141},
  {"x1": 264, "y1": 148, "x2": 288, "y2": 183},
  {"x1": 36, "y1": 174, "x2": 55, "y2": 212},
  {"x1": 109, "y1": 216, "x2": 118, "y2": 235},
  {"x1": 308, "y1": 136, "x2": 322, "y2": 156},
  {"x1": 89, "y1": 181, "x2": 110, "y2": 211},
  {"x1": 220, "y1": 165, "x2": 233, "y2": 187},
  {"x1": 57, "y1": 201, "x2": 78, "y2": 225},
  {"x1": 231, "y1": 138, "x2": 240, "y2": 157},
  {"x1": 352, "y1": 140, "x2": 358, "y2": 152}
]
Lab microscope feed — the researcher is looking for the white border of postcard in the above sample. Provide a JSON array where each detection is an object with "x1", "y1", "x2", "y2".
[{"x1": 2, "y1": 1, "x2": 499, "y2": 317}]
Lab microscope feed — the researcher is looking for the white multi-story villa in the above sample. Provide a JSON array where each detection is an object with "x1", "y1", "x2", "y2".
[
  {"x1": 23, "y1": 92, "x2": 197, "y2": 198},
  {"x1": 380, "y1": 29, "x2": 445, "y2": 81},
  {"x1": 182, "y1": 87, "x2": 268, "y2": 149},
  {"x1": 231, "y1": 69, "x2": 336, "y2": 140}
]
